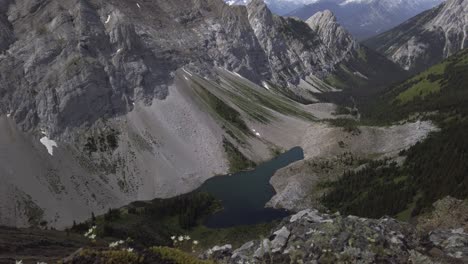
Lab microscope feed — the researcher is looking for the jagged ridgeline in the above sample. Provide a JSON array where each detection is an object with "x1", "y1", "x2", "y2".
[
  {"x1": 287, "y1": 0, "x2": 444, "y2": 40},
  {"x1": 324, "y1": 49, "x2": 468, "y2": 220},
  {"x1": 364, "y1": 0, "x2": 468, "y2": 73}
]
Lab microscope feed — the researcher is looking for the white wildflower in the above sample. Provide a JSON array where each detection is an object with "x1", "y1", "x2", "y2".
[
  {"x1": 171, "y1": 236, "x2": 176, "y2": 240},
  {"x1": 127, "y1": 248, "x2": 134, "y2": 252},
  {"x1": 178, "y1": 236, "x2": 184, "y2": 241},
  {"x1": 15, "y1": 261, "x2": 23, "y2": 264},
  {"x1": 193, "y1": 240, "x2": 199, "y2": 245},
  {"x1": 109, "y1": 240, "x2": 124, "y2": 248},
  {"x1": 184, "y1": 235, "x2": 191, "y2": 241}
]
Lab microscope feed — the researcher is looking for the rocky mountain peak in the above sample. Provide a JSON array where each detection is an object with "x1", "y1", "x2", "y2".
[
  {"x1": 306, "y1": 10, "x2": 357, "y2": 62},
  {"x1": 247, "y1": 0, "x2": 273, "y2": 22},
  {"x1": 307, "y1": 9, "x2": 336, "y2": 24},
  {"x1": 364, "y1": 0, "x2": 467, "y2": 72},
  {"x1": 425, "y1": 0, "x2": 468, "y2": 52}
]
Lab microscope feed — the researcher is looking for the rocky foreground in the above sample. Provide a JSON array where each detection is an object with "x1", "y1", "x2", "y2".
[
  {"x1": 3, "y1": 197, "x2": 467, "y2": 263},
  {"x1": 202, "y1": 202, "x2": 468, "y2": 263}
]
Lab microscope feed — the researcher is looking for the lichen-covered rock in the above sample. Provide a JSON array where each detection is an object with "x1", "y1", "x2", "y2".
[
  {"x1": 429, "y1": 229, "x2": 468, "y2": 261},
  {"x1": 417, "y1": 196, "x2": 468, "y2": 233},
  {"x1": 270, "y1": 226, "x2": 290, "y2": 253},
  {"x1": 204, "y1": 208, "x2": 468, "y2": 263},
  {"x1": 200, "y1": 244, "x2": 233, "y2": 260}
]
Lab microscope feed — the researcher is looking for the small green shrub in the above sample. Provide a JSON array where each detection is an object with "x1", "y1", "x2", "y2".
[
  {"x1": 222, "y1": 138, "x2": 255, "y2": 172},
  {"x1": 77, "y1": 249, "x2": 141, "y2": 264},
  {"x1": 150, "y1": 247, "x2": 214, "y2": 264}
]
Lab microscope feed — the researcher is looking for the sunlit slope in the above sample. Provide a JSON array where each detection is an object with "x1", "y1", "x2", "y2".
[{"x1": 365, "y1": 48, "x2": 468, "y2": 122}]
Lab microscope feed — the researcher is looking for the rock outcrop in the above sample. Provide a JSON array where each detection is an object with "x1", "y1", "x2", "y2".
[
  {"x1": 306, "y1": 10, "x2": 357, "y2": 65},
  {"x1": 204, "y1": 208, "x2": 468, "y2": 263},
  {"x1": 365, "y1": 0, "x2": 468, "y2": 72},
  {"x1": 417, "y1": 196, "x2": 468, "y2": 233},
  {"x1": 247, "y1": 0, "x2": 331, "y2": 86}
]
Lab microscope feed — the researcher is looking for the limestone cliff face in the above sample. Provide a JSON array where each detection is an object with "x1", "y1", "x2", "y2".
[
  {"x1": 365, "y1": 0, "x2": 468, "y2": 72},
  {"x1": 0, "y1": 0, "x2": 400, "y2": 136},
  {"x1": 247, "y1": 0, "x2": 329, "y2": 85},
  {"x1": 246, "y1": 1, "x2": 379, "y2": 87},
  {"x1": 306, "y1": 10, "x2": 358, "y2": 65},
  {"x1": 0, "y1": 0, "x2": 274, "y2": 135}
]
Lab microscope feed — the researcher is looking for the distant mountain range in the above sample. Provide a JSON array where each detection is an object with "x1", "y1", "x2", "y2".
[
  {"x1": 287, "y1": 0, "x2": 444, "y2": 40},
  {"x1": 364, "y1": 0, "x2": 468, "y2": 72},
  {"x1": 225, "y1": 0, "x2": 320, "y2": 15}
]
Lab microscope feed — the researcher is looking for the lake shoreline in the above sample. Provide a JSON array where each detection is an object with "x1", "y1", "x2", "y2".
[{"x1": 196, "y1": 147, "x2": 305, "y2": 228}]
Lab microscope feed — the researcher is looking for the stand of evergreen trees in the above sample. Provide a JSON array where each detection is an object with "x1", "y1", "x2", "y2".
[
  {"x1": 322, "y1": 160, "x2": 414, "y2": 218},
  {"x1": 70, "y1": 192, "x2": 219, "y2": 246},
  {"x1": 324, "y1": 49, "x2": 468, "y2": 219}
]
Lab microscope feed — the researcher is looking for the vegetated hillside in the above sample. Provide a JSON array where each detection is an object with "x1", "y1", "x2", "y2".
[
  {"x1": 323, "y1": 49, "x2": 468, "y2": 220},
  {"x1": 6, "y1": 191, "x2": 468, "y2": 263},
  {"x1": 364, "y1": 0, "x2": 468, "y2": 73},
  {"x1": 2, "y1": 190, "x2": 277, "y2": 263},
  {"x1": 365, "y1": 48, "x2": 468, "y2": 122}
]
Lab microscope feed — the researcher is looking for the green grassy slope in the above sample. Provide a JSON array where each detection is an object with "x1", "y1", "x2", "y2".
[
  {"x1": 180, "y1": 68, "x2": 317, "y2": 172},
  {"x1": 363, "y1": 48, "x2": 468, "y2": 123},
  {"x1": 184, "y1": 69, "x2": 316, "y2": 129}
]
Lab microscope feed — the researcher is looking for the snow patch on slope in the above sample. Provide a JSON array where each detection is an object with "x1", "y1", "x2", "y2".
[{"x1": 40, "y1": 137, "x2": 58, "y2": 156}]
